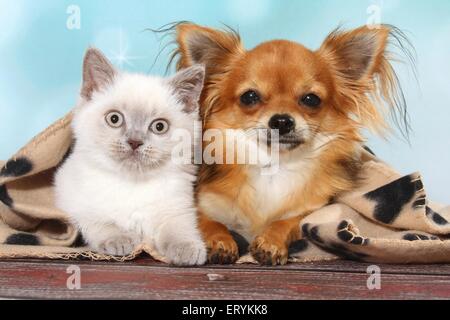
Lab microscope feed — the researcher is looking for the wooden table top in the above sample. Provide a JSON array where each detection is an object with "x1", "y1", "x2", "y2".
[{"x1": 1, "y1": 257, "x2": 449, "y2": 300}]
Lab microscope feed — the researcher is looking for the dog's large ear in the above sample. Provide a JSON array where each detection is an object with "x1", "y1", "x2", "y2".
[
  {"x1": 81, "y1": 48, "x2": 117, "y2": 101},
  {"x1": 175, "y1": 23, "x2": 244, "y2": 72},
  {"x1": 318, "y1": 26, "x2": 391, "y2": 81},
  {"x1": 318, "y1": 25, "x2": 411, "y2": 135}
]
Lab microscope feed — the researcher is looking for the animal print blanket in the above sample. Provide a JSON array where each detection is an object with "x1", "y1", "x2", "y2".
[{"x1": 1, "y1": 112, "x2": 450, "y2": 264}]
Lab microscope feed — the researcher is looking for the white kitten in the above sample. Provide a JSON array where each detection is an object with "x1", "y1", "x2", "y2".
[{"x1": 54, "y1": 48, "x2": 207, "y2": 266}]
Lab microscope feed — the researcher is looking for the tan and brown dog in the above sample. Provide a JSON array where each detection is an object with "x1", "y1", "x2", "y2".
[{"x1": 171, "y1": 23, "x2": 409, "y2": 265}]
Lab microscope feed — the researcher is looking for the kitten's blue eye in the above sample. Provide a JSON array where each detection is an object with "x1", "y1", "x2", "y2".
[
  {"x1": 150, "y1": 119, "x2": 170, "y2": 135},
  {"x1": 105, "y1": 111, "x2": 124, "y2": 128}
]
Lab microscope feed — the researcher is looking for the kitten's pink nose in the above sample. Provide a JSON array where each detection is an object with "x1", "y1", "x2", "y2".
[{"x1": 127, "y1": 139, "x2": 143, "y2": 151}]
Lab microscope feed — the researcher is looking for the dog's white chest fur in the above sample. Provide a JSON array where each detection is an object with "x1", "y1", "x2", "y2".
[
  {"x1": 248, "y1": 158, "x2": 315, "y2": 219},
  {"x1": 200, "y1": 157, "x2": 316, "y2": 241},
  {"x1": 249, "y1": 166, "x2": 307, "y2": 217},
  {"x1": 199, "y1": 136, "x2": 336, "y2": 240}
]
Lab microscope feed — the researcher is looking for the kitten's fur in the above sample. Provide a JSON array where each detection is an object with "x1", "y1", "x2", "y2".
[{"x1": 55, "y1": 48, "x2": 207, "y2": 266}]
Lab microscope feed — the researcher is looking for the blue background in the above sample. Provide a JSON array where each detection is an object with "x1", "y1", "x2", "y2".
[{"x1": 0, "y1": 0, "x2": 449, "y2": 202}]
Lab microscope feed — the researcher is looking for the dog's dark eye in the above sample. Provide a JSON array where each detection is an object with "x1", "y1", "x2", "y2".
[
  {"x1": 240, "y1": 90, "x2": 261, "y2": 106},
  {"x1": 300, "y1": 94, "x2": 322, "y2": 108}
]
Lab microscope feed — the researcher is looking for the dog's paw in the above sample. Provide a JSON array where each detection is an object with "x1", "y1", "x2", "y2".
[
  {"x1": 96, "y1": 235, "x2": 139, "y2": 257},
  {"x1": 165, "y1": 241, "x2": 207, "y2": 266},
  {"x1": 206, "y1": 234, "x2": 239, "y2": 265},
  {"x1": 250, "y1": 236, "x2": 289, "y2": 266}
]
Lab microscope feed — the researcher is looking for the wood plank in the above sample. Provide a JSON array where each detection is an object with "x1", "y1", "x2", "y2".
[
  {"x1": 0, "y1": 260, "x2": 450, "y2": 300},
  {"x1": 4, "y1": 258, "x2": 450, "y2": 276},
  {"x1": 133, "y1": 259, "x2": 450, "y2": 276}
]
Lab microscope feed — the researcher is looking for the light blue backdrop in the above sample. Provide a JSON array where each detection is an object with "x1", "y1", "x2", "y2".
[{"x1": 0, "y1": 0, "x2": 449, "y2": 202}]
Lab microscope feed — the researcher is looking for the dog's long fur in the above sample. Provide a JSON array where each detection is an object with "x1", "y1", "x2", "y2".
[{"x1": 167, "y1": 23, "x2": 412, "y2": 265}]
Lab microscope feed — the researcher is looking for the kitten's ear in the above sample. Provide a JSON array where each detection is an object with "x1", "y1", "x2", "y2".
[
  {"x1": 168, "y1": 64, "x2": 205, "y2": 113},
  {"x1": 318, "y1": 26, "x2": 391, "y2": 81},
  {"x1": 175, "y1": 23, "x2": 244, "y2": 71},
  {"x1": 81, "y1": 48, "x2": 117, "y2": 100}
]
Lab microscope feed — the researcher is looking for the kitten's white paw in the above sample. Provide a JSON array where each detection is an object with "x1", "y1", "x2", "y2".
[
  {"x1": 96, "y1": 236, "x2": 139, "y2": 257},
  {"x1": 165, "y1": 241, "x2": 207, "y2": 266}
]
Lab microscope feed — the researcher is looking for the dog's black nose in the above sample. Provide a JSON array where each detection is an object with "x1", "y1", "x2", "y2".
[{"x1": 268, "y1": 114, "x2": 296, "y2": 136}]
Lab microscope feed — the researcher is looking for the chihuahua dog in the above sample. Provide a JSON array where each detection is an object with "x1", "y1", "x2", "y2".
[{"x1": 170, "y1": 23, "x2": 409, "y2": 265}]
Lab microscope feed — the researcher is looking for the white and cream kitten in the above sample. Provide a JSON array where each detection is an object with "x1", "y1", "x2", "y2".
[{"x1": 55, "y1": 48, "x2": 207, "y2": 266}]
